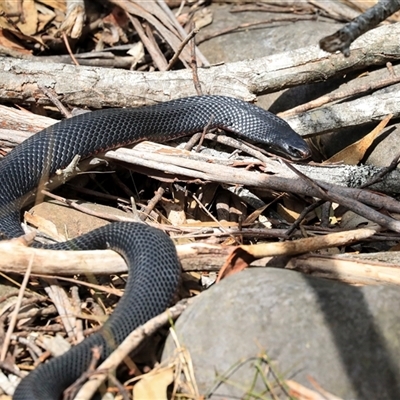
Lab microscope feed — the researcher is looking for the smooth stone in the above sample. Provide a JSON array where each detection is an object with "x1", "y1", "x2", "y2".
[{"x1": 162, "y1": 268, "x2": 400, "y2": 399}]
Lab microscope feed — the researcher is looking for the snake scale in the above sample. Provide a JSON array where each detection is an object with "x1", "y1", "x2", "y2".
[{"x1": 3, "y1": 95, "x2": 310, "y2": 399}]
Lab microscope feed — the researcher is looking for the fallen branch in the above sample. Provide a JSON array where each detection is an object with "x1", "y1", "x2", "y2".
[
  {"x1": 106, "y1": 143, "x2": 400, "y2": 232},
  {"x1": 1, "y1": 23, "x2": 400, "y2": 107},
  {"x1": 320, "y1": 1, "x2": 400, "y2": 56},
  {"x1": 286, "y1": 88, "x2": 400, "y2": 136},
  {"x1": 0, "y1": 228, "x2": 378, "y2": 275},
  {"x1": 0, "y1": 238, "x2": 229, "y2": 275},
  {"x1": 218, "y1": 228, "x2": 376, "y2": 280},
  {"x1": 240, "y1": 228, "x2": 376, "y2": 258},
  {"x1": 287, "y1": 254, "x2": 400, "y2": 285}
]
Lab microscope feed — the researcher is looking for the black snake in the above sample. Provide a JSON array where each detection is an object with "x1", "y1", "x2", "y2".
[{"x1": 4, "y1": 95, "x2": 310, "y2": 399}]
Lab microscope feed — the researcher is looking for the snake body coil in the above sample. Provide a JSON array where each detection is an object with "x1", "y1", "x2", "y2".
[{"x1": 5, "y1": 96, "x2": 310, "y2": 399}]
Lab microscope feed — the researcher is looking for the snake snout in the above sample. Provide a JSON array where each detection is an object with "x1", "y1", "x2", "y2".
[
  {"x1": 269, "y1": 136, "x2": 311, "y2": 160},
  {"x1": 287, "y1": 143, "x2": 312, "y2": 160}
]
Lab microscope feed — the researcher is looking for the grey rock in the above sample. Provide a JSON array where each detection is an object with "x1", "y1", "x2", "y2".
[
  {"x1": 197, "y1": 4, "x2": 343, "y2": 112},
  {"x1": 197, "y1": 4, "x2": 341, "y2": 64},
  {"x1": 162, "y1": 268, "x2": 400, "y2": 399}
]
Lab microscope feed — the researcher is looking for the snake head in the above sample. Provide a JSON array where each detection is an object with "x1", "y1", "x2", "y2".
[
  {"x1": 213, "y1": 96, "x2": 311, "y2": 161},
  {"x1": 254, "y1": 110, "x2": 311, "y2": 160},
  {"x1": 268, "y1": 128, "x2": 311, "y2": 160}
]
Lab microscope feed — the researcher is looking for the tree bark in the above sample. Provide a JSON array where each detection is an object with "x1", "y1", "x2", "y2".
[{"x1": 0, "y1": 23, "x2": 399, "y2": 108}]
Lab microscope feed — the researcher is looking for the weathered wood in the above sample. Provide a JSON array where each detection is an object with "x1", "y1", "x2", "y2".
[{"x1": 0, "y1": 23, "x2": 399, "y2": 108}]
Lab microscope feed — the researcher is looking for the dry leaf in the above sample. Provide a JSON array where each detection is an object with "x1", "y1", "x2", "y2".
[
  {"x1": 37, "y1": 0, "x2": 66, "y2": 13},
  {"x1": 217, "y1": 247, "x2": 255, "y2": 282},
  {"x1": 127, "y1": 41, "x2": 145, "y2": 67},
  {"x1": 193, "y1": 8, "x2": 213, "y2": 29},
  {"x1": 17, "y1": 0, "x2": 38, "y2": 36},
  {"x1": 340, "y1": 210, "x2": 380, "y2": 230},
  {"x1": 161, "y1": 198, "x2": 187, "y2": 226},
  {"x1": 277, "y1": 203, "x2": 300, "y2": 223},
  {"x1": 133, "y1": 367, "x2": 174, "y2": 400},
  {"x1": 0, "y1": 30, "x2": 31, "y2": 54},
  {"x1": 36, "y1": 2, "x2": 56, "y2": 33},
  {"x1": 24, "y1": 211, "x2": 67, "y2": 241},
  {"x1": 325, "y1": 114, "x2": 393, "y2": 165},
  {"x1": 389, "y1": 242, "x2": 400, "y2": 251}
]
